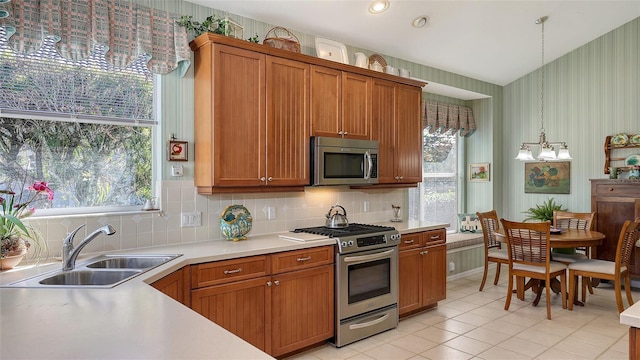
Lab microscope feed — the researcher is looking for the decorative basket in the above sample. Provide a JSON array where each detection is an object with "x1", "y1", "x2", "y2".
[
  {"x1": 220, "y1": 205, "x2": 252, "y2": 241},
  {"x1": 263, "y1": 26, "x2": 301, "y2": 53}
]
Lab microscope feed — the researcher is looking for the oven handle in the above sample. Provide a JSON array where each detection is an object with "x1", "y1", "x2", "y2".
[
  {"x1": 348, "y1": 313, "x2": 390, "y2": 330},
  {"x1": 343, "y1": 248, "x2": 395, "y2": 263}
]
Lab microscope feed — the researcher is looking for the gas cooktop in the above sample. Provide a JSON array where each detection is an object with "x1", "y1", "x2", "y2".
[{"x1": 293, "y1": 223, "x2": 396, "y2": 237}]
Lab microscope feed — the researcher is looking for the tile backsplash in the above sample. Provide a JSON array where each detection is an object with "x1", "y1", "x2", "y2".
[{"x1": 26, "y1": 181, "x2": 407, "y2": 259}]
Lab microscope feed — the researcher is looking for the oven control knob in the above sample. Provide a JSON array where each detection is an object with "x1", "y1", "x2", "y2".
[
  {"x1": 341, "y1": 241, "x2": 348, "y2": 248},
  {"x1": 348, "y1": 241, "x2": 354, "y2": 247}
]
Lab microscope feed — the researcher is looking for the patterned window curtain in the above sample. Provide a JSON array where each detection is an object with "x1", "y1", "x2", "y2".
[
  {"x1": 423, "y1": 100, "x2": 476, "y2": 137},
  {"x1": 0, "y1": 0, "x2": 190, "y2": 76}
]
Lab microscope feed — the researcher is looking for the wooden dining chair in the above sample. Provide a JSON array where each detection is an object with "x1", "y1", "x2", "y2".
[
  {"x1": 501, "y1": 219, "x2": 567, "y2": 320},
  {"x1": 568, "y1": 219, "x2": 640, "y2": 312},
  {"x1": 476, "y1": 210, "x2": 509, "y2": 291},
  {"x1": 551, "y1": 210, "x2": 596, "y2": 297}
]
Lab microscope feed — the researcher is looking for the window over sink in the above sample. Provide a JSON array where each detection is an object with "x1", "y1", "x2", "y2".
[{"x1": 0, "y1": 27, "x2": 156, "y2": 215}]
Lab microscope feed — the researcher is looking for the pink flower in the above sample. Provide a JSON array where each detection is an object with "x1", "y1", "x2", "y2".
[{"x1": 29, "y1": 181, "x2": 54, "y2": 201}]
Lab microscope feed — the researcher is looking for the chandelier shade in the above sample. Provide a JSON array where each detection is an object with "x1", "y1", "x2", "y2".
[{"x1": 515, "y1": 16, "x2": 571, "y2": 162}]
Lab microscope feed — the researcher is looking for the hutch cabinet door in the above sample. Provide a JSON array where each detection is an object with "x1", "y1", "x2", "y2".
[{"x1": 371, "y1": 78, "x2": 398, "y2": 184}]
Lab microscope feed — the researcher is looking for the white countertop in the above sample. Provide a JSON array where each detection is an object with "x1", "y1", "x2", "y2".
[
  {"x1": 0, "y1": 222, "x2": 447, "y2": 359},
  {"x1": 621, "y1": 300, "x2": 640, "y2": 328}
]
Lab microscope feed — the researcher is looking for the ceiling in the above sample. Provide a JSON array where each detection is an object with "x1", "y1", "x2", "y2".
[{"x1": 186, "y1": 0, "x2": 639, "y2": 97}]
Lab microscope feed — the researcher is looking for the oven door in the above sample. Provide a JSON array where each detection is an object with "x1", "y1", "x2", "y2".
[{"x1": 337, "y1": 246, "x2": 398, "y2": 320}]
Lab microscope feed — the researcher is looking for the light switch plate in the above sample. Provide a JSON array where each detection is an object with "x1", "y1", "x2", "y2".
[{"x1": 171, "y1": 164, "x2": 183, "y2": 177}]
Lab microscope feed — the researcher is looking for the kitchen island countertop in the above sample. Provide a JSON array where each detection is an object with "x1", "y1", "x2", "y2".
[{"x1": 0, "y1": 221, "x2": 447, "y2": 359}]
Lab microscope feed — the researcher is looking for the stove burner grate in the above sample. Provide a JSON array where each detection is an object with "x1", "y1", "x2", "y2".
[{"x1": 293, "y1": 223, "x2": 395, "y2": 237}]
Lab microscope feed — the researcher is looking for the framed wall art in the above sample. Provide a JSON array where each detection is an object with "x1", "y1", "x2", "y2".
[
  {"x1": 168, "y1": 140, "x2": 188, "y2": 161},
  {"x1": 524, "y1": 161, "x2": 570, "y2": 194},
  {"x1": 469, "y1": 163, "x2": 490, "y2": 182}
]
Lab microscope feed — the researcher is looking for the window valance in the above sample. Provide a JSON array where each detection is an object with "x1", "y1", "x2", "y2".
[
  {"x1": 0, "y1": 0, "x2": 190, "y2": 76},
  {"x1": 423, "y1": 100, "x2": 476, "y2": 137}
]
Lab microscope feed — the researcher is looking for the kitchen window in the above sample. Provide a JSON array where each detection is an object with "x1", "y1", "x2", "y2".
[
  {"x1": 0, "y1": 29, "x2": 156, "y2": 215},
  {"x1": 409, "y1": 128, "x2": 459, "y2": 232}
]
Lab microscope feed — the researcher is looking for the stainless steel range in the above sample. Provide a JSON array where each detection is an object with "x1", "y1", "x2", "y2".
[{"x1": 293, "y1": 223, "x2": 401, "y2": 347}]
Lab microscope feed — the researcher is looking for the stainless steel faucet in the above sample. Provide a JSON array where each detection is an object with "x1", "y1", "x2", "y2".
[{"x1": 62, "y1": 224, "x2": 116, "y2": 271}]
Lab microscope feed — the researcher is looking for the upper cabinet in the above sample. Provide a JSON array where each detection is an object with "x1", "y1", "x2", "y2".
[
  {"x1": 190, "y1": 34, "x2": 425, "y2": 193},
  {"x1": 310, "y1": 67, "x2": 371, "y2": 140},
  {"x1": 372, "y1": 79, "x2": 423, "y2": 184}
]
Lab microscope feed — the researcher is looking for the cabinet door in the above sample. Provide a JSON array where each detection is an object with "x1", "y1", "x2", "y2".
[
  {"x1": 266, "y1": 56, "x2": 310, "y2": 186},
  {"x1": 371, "y1": 79, "x2": 397, "y2": 184},
  {"x1": 398, "y1": 247, "x2": 422, "y2": 316},
  {"x1": 394, "y1": 85, "x2": 423, "y2": 183},
  {"x1": 422, "y1": 244, "x2": 447, "y2": 305},
  {"x1": 191, "y1": 277, "x2": 271, "y2": 353},
  {"x1": 151, "y1": 266, "x2": 190, "y2": 306},
  {"x1": 593, "y1": 196, "x2": 640, "y2": 271},
  {"x1": 342, "y1": 72, "x2": 371, "y2": 140},
  {"x1": 211, "y1": 44, "x2": 266, "y2": 187},
  {"x1": 310, "y1": 66, "x2": 342, "y2": 138},
  {"x1": 271, "y1": 265, "x2": 334, "y2": 357}
]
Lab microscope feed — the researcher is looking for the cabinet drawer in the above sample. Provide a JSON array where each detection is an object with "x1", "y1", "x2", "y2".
[
  {"x1": 423, "y1": 229, "x2": 446, "y2": 246},
  {"x1": 399, "y1": 233, "x2": 421, "y2": 250},
  {"x1": 271, "y1": 246, "x2": 334, "y2": 274},
  {"x1": 595, "y1": 184, "x2": 640, "y2": 196},
  {"x1": 191, "y1": 255, "x2": 270, "y2": 289}
]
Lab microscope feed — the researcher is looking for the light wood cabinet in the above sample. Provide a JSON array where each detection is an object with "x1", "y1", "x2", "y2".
[
  {"x1": 398, "y1": 229, "x2": 447, "y2": 317},
  {"x1": 190, "y1": 33, "x2": 425, "y2": 193},
  {"x1": 150, "y1": 266, "x2": 190, "y2": 306},
  {"x1": 590, "y1": 179, "x2": 640, "y2": 276},
  {"x1": 372, "y1": 79, "x2": 422, "y2": 184},
  {"x1": 189, "y1": 246, "x2": 334, "y2": 357},
  {"x1": 310, "y1": 66, "x2": 371, "y2": 140},
  {"x1": 193, "y1": 44, "x2": 309, "y2": 194}
]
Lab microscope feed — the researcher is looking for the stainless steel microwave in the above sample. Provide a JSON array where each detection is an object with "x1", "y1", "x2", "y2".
[{"x1": 311, "y1": 137, "x2": 379, "y2": 186}]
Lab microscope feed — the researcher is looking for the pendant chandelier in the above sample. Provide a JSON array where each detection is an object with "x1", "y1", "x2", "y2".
[{"x1": 515, "y1": 16, "x2": 572, "y2": 162}]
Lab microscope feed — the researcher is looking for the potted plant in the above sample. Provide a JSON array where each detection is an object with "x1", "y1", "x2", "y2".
[
  {"x1": 1, "y1": 181, "x2": 53, "y2": 269},
  {"x1": 177, "y1": 15, "x2": 257, "y2": 43},
  {"x1": 522, "y1": 197, "x2": 567, "y2": 222}
]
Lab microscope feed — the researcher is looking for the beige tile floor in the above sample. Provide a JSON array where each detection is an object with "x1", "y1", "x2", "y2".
[{"x1": 285, "y1": 265, "x2": 637, "y2": 360}]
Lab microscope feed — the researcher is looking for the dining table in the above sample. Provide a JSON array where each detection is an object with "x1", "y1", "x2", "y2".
[{"x1": 494, "y1": 227, "x2": 605, "y2": 307}]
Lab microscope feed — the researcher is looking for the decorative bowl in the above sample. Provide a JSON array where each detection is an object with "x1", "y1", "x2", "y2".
[{"x1": 220, "y1": 205, "x2": 252, "y2": 241}]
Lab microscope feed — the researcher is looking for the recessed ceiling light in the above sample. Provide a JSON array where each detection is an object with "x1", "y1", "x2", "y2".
[
  {"x1": 412, "y1": 16, "x2": 429, "y2": 28},
  {"x1": 369, "y1": 0, "x2": 389, "y2": 14}
]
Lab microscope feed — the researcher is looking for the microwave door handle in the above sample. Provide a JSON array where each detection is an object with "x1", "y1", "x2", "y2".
[
  {"x1": 364, "y1": 151, "x2": 373, "y2": 179},
  {"x1": 343, "y1": 248, "x2": 395, "y2": 263}
]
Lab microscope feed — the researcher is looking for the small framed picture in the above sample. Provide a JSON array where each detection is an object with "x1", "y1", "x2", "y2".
[
  {"x1": 469, "y1": 163, "x2": 490, "y2": 182},
  {"x1": 168, "y1": 140, "x2": 188, "y2": 161}
]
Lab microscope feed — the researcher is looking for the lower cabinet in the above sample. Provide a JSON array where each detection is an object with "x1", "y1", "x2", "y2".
[
  {"x1": 398, "y1": 229, "x2": 446, "y2": 317},
  {"x1": 190, "y1": 246, "x2": 334, "y2": 357},
  {"x1": 150, "y1": 266, "x2": 190, "y2": 306}
]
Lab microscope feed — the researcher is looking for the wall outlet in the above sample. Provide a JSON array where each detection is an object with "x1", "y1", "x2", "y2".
[
  {"x1": 266, "y1": 206, "x2": 277, "y2": 220},
  {"x1": 448, "y1": 261, "x2": 456, "y2": 272},
  {"x1": 171, "y1": 164, "x2": 184, "y2": 177},
  {"x1": 363, "y1": 200, "x2": 370, "y2": 212},
  {"x1": 181, "y1": 211, "x2": 201, "y2": 227}
]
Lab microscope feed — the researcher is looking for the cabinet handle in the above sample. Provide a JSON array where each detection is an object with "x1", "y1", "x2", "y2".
[
  {"x1": 274, "y1": 280, "x2": 280, "y2": 286},
  {"x1": 420, "y1": 250, "x2": 428, "y2": 255},
  {"x1": 338, "y1": 131, "x2": 344, "y2": 135},
  {"x1": 267, "y1": 177, "x2": 273, "y2": 182},
  {"x1": 609, "y1": 187, "x2": 614, "y2": 191},
  {"x1": 404, "y1": 239, "x2": 415, "y2": 244},
  {"x1": 260, "y1": 177, "x2": 266, "y2": 182},
  {"x1": 267, "y1": 281, "x2": 272, "y2": 287},
  {"x1": 343, "y1": 132, "x2": 348, "y2": 135},
  {"x1": 430, "y1": 235, "x2": 440, "y2": 240},
  {"x1": 223, "y1": 267, "x2": 242, "y2": 275},
  {"x1": 296, "y1": 256, "x2": 312, "y2": 262}
]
